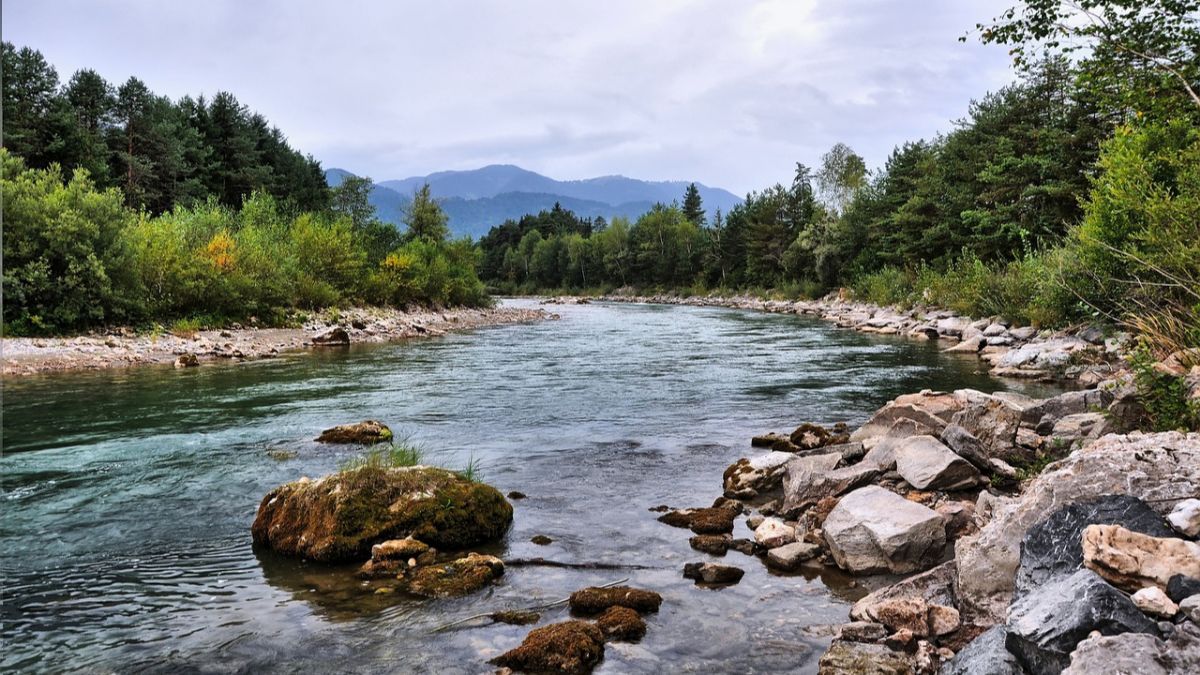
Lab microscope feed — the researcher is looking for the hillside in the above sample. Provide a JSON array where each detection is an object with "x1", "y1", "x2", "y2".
[{"x1": 328, "y1": 165, "x2": 741, "y2": 239}]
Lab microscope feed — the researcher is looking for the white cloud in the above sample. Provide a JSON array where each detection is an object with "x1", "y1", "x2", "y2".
[{"x1": 4, "y1": 0, "x2": 1016, "y2": 193}]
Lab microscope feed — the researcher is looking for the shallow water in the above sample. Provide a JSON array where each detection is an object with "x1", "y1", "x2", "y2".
[{"x1": 1, "y1": 300, "x2": 1057, "y2": 673}]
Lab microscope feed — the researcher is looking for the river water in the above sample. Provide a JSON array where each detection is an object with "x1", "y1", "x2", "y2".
[{"x1": 1, "y1": 300, "x2": 1056, "y2": 673}]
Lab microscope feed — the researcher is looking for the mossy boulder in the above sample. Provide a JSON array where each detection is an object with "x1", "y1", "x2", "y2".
[
  {"x1": 251, "y1": 466, "x2": 513, "y2": 562},
  {"x1": 406, "y1": 553, "x2": 505, "y2": 598},
  {"x1": 568, "y1": 586, "x2": 663, "y2": 614},
  {"x1": 489, "y1": 620, "x2": 605, "y2": 674},
  {"x1": 314, "y1": 420, "x2": 392, "y2": 444},
  {"x1": 596, "y1": 606, "x2": 646, "y2": 642}
]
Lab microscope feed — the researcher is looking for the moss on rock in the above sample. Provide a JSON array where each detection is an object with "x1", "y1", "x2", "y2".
[
  {"x1": 406, "y1": 552, "x2": 505, "y2": 598},
  {"x1": 596, "y1": 606, "x2": 646, "y2": 642},
  {"x1": 568, "y1": 586, "x2": 663, "y2": 614},
  {"x1": 314, "y1": 420, "x2": 393, "y2": 444},
  {"x1": 489, "y1": 620, "x2": 605, "y2": 674},
  {"x1": 251, "y1": 465, "x2": 513, "y2": 562}
]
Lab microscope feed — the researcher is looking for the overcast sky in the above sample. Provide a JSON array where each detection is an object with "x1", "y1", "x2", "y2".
[{"x1": 6, "y1": 0, "x2": 1018, "y2": 194}]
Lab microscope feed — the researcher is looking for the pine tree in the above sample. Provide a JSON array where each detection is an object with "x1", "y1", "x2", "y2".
[
  {"x1": 682, "y1": 182, "x2": 705, "y2": 226},
  {"x1": 403, "y1": 184, "x2": 450, "y2": 243}
]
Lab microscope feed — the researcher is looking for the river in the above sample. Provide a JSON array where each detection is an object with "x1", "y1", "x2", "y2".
[{"x1": 0, "y1": 299, "x2": 1057, "y2": 673}]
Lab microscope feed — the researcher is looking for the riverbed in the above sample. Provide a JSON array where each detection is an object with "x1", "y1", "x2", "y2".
[{"x1": 0, "y1": 299, "x2": 1058, "y2": 673}]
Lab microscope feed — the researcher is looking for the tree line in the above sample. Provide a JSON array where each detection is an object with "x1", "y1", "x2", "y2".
[{"x1": 477, "y1": 1, "x2": 1199, "y2": 353}]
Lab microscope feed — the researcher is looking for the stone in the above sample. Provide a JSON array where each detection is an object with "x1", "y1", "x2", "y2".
[
  {"x1": 790, "y1": 422, "x2": 848, "y2": 449},
  {"x1": 955, "y1": 431, "x2": 1200, "y2": 624},
  {"x1": 753, "y1": 517, "x2": 796, "y2": 548},
  {"x1": 314, "y1": 420, "x2": 393, "y2": 444},
  {"x1": 1082, "y1": 523, "x2": 1200, "y2": 592},
  {"x1": 891, "y1": 390, "x2": 964, "y2": 421},
  {"x1": 507, "y1": 490, "x2": 527, "y2": 499},
  {"x1": 688, "y1": 534, "x2": 731, "y2": 555},
  {"x1": 1182, "y1": 595, "x2": 1200, "y2": 624},
  {"x1": 948, "y1": 395, "x2": 1024, "y2": 464},
  {"x1": 867, "y1": 598, "x2": 929, "y2": 635},
  {"x1": 568, "y1": 586, "x2": 662, "y2": 614},
  {"x1": 722, "y1": 451, "x2": 794, "y2": 498},
  {"x1": 657, "y1": 506, "x2": 739, "y2": 535},
  {"x1": 860, "y1": 418, "x2": 944, "y2": 469},
  {"x1": 751, "y1": 432, "x2": 789, "y2": 448},
  {"x1": 943, "y1": 335, "x2": 984, "y2": 353},
  {"x1": 489, "y1": 620, "x2": 605, "y2": 674},
  {"x1": 894, "y1": 435, "x2": 982, "y2": 491},
  {"x1": 311, "y1": 326, "x2": 350, "y2": 346},
  {"x1": 406, "y1": 552, "x2": 505, "y2": 598},
  {"x1": 940, "y1": 626, "x2": 1024, "y2": 675},
  {"x1": 729, "y1": 538, "x2": 758, "y2": 556},
  {"x1": 1133, "y1": 587, "x2": 1179, "y2": 618},
  {"x1": 852, "y1": 403, "x2": 949, "y2": 445},
  {"x1": 490, "y1": 610, "x2": 541, "y2": 625},
  {"x1": 983, "y1": 323, "x2": 1007, "y2": 337},
  {"x1": 939, "y1": 424, "x2": 991, "y2": 472},
  {"x1": 782, "y1": 454, "x2": 878, "y2": 512},
  {"x1": 1014, "y1": 495, "x2": 1177, "y2": 600},
  {"x1": 174, "y1": 352, "x2": 199, "y2": 368},
  {"x1": 884, "y1": 629, "x2": 916, "y2": 651},
  {"x1": 682, "y1": 561, "x2": 745, "y2": 585},
  {"x1": 1021, "y1": 389, "x2": 1114, "y2": 427},
  {"x1": 928, "y1": 604, "x2": 961, "y2": 636},
  {"x1": 1005, "y1": 569, "x2": 1158, "y2": 675},
  {"x1": 1050, "y1": 412, "x2": 1113, "y2": 445},
  {"x1": 1062, "y1": 622, "x2": 1200, "y2": 675},
  {"x1": 850, "y1": 561, "x2": 957, "y2": 623},
  {"x1": 370, "y1": 537, "x2": 429, "y2": 561},
  {"x1": 935, "y1": 500, "x2": 978, "y2": 540},
  {"x1": 1169, "y1": 498, "x2": 1200, "y2": 538},
  {"x1": 816, "y1": 640, "x2": 915, "y2": 674},
  {"x1": 251, "y1": 466, "x2": 513, "y2": 562},
  {"x1": 1168, "y1": 575, "x2": 1200, "y2": 603},
  {"x1": 838, "y1": 621, "x2": 889, "y2": 643},
  {"x1": 765, "y1": 541, "x2": 820, "y2": 570},
  {"x1": 595, "y1": 605, "x2": 646, "y2": 642},
  {"x1": 823, "y1": 486, "x2": 946, "y2": 575}
]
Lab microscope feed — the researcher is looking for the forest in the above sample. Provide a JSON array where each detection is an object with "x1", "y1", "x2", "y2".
[
  {"x1": 476, "y1": 2, "x2": 1200, "y2": 355},
  {"x1": 1, "y1": 43, "x2": 486, "y2": 334}
]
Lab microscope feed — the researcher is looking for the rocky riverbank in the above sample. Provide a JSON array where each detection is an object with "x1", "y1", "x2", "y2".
[
  {"x1": 0, "y1": 305, "x2": 548, "y2": 376},
  {"x1": 593, "y1": 292, "x2": 1126, "y2": 385},
  {"x1": 661, "y1": 351, "x2": 1200, "y2": 673}
]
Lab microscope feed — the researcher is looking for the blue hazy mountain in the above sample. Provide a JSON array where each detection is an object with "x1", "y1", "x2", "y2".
[{"x1": 326, "y1": 165, "x2": 742, "y2": 239}]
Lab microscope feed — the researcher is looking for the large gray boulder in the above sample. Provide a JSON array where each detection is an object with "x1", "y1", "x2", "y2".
[
  {"x1": 940, "y1": 626, "x2": 1025, "y2": 675},
  {"x1": 782, "y1": 453, "x2": 877, "y2": 512},
  {"x1": 1014, "y1": 495, "x2": 1176, "y2": 600},
  {"x1": 955, "y1": 432, "x2": 1200, "y2": 624},
  {"x1": 823, "y1": 486, "x2": 947, "y2": 575},
  {"x1": 1063, "y1": 623, "x2": 1200, "y2": 675},
  {"x1": 852, "y1": 402, "x2": 950, "y2": 446},
  {"x1": 1022, "y1": 389, "x2": 1114, "y2": 429},
  {"x1": 948, "y1": 393, "x2": 1025, "y2": 464},
  {"x1": 939, "y1": 424, "x2": 992, "y2": 472},
  {"x1": 1005, "y1": 569, "x2": 1159, "y2": 675},
  {"x1": 861, "y1": 418, "x2": 942, "y2": 469},
  {"x1": 894, "y1": 435, "x2": 982, "y2": 491}
]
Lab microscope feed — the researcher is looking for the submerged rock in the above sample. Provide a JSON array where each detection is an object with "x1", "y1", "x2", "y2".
[
  {"x1": 251, "y1": 466, "x2": 513, "y2": 562},
  {"x1": 683, "y1": 561, "x2": 745, "y2": 585},
  {"x1": 568, "y1": 586, "x2": 662, "y2": 614},
  {"x1": 314, "y1": 420, "x2": 393, "y2": 444},
  {"x1": 596, "y1": 605, "x2": 646, "y2": 642},
  {"x1": 174, "y1": 352, "x2": 199, "y2": 368},
  {"x1": 406, "y1": 552, "x2": 505, "y2": 598},
  {"x1": 689, "y1": 534, "x2": 731, "y2": 555},
  {"x1": 489, "y1": 620, "x2": 605, "y2": 674},
  {"x1": 491, "y1": 609, "x2": 541, "y2": 625},
  {"x1": 657, "y1": 506, "x2": 739, "y2": 535},
  {"x1": 823, "y1": 486, "x2": 946, "y2": 575}
]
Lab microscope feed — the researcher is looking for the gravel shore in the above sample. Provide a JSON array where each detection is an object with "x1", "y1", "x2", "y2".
[{"x1": 1, "y1": 305, "x2": 548, "y2": 376}]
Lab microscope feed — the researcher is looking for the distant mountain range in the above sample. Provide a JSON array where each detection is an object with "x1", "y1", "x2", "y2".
[{"x1": 325, "y1": 165, "x2": 742, "y2": 239}]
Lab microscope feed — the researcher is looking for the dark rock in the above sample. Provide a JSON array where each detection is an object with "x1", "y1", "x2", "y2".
[
  {"x1": 939, "y1": 424, "x2": 991, "y2": 472},
  {"x1": 350, "y1": 319, "x2": 367, "y2": 330},
  {"x1": 1015, "y1": 494, "x2": 1176, "y2": 600},
  {"x1": 729, "y1": 538, "x2": 759, "y2": 556},
  {"x1": 656, "y1": 506, "x2": 739, "y2": 535},
  {"x1": 596, "y1": 605, "x2": 646, "y2": 642},
  {"x1": 884, "y1": 628, "x2": 917, "y2": 652},
  {"x1": 689, "y1": 534, "x2": 731, "y2": 555},
  {"x1": 174, "y1": 352, "x2": 199, "y2": 368},
  {"x1": 489, "y1": 620, "x2": 605, "y2": 674},
  {"x1": 1168, "y1": 575, "x2": 1200, "y2": 604},
  {"x1": 531, "y1": 535, "x2": 553, "y2": 545},
  {"x1": 790, "y1": 422, "x2": 849, "y2": 450},
  {"x1": 311, "y1": 326, "x2": 350, "y2": 346},
  {"x1": 1077, "y1": 325, "x2": 1105, "y2": 345},
  {"x1": 568, "y1": 586, "x2": 662, "y2": 614},
  {"x1": 752, "y1": 432, "x2": 789, "y2": 448},
  {"x1": 1020, "y1": 389, "x2": 1114, "y2": 426},
  {"x1": 940, "y1": 626, "x2": 1024, "y2": 675},
  {"x1": 1006, "y1": 569, "x2": 1158, "y2": 675},
  {"x1": 406, "y1": 553, "x2": 506, "y2": 598},
  {"x1": 648, "y1": 504, "x2": 670, "y2": 512},
  {"x1": 507, "y1": 490, "x2": 527, "y2": 499},
  {"x1": 314, "y1": 420, "x2": 393, "y2": 444},
  {"x1": 682, "y1": 561, "x2": 745, "y2": 585},
  {"x1": 490, "y1": 610, "x2": 540, "y2": 625},
  {"x1": 711, "y1": 496, "x2": 745, "y2": 513}
]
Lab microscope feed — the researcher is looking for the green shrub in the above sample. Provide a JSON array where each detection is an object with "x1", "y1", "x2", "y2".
[{"x1": 1129, "y1": 342, "x2": 1200, "y2": 432}]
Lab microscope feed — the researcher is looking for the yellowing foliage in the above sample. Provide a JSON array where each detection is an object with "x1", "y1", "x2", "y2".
[{"x1": 204, "y1": 230, "x2": 238, "y2": 272}]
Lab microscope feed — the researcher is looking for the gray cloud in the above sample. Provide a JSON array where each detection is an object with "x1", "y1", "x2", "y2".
[{"x1": 4, "y1": 0, "x2": 1016, "y2": 193}]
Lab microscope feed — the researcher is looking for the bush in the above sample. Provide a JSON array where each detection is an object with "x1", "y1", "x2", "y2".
[{"x1": 1129, "y1": 342, "x2": 1200, "y2": 432}]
